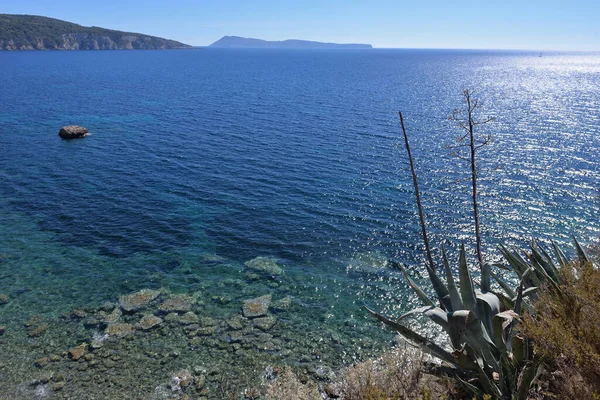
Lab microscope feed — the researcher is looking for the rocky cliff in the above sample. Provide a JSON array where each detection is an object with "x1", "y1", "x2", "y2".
[{"x1": 0, "y1": 14, "x2": 192, "y2": 50}]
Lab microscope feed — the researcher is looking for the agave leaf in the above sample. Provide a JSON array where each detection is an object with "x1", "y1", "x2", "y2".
[
  {"x1": 499, "y1": 244, "x2": 542, "y2": 289},
  {"x1": 492, "y1": 262, "x2": 510, "y2": 270},
  {"x1": 477, "y1": 368, "x2": 502, "y2": 400},
  {"x1": 481, "y1": 262, "x2": 492, "y2": 293},
  {"x1": 530, "y1": 239, "x2": 560, "y2": 284},
  {"x1": 493, "y1": 310, "x2": 519, "y2": 352},
  {"x1": 499, "y1": 243, "x2": 529, "y2": 278},
  {"x1": 537, "y1": 243, "x2": 561, "y2": 284},
  {"x1": 514, "y1": 280, "x2": 524, "y2": 316},
  {"x1": 455, "y1": 375, "x2": 484, "y2": 398},
  {"x1": 516, "y1": 361, "x2": 541, "y2": 400},
  {"x1": 476, "y1": 291, "x2": 501, "y2": 339},
  {"x1": 365, "y1": 306, "x2": 458, "y2": 366},
  {"x1": 442, "y1": 245, "x2": 463, "y2": 311},
  {"x1": 551, "y1": 240, "x2": 569, "y2": 268},
  {"x1": 458, "y1": 244, "x2": 478, "y2": 316},
  {"x1": 490, "y1": 271, "x2": 516, "y2": 299},
  {"x1": 397, "y1": 306, "x2": 449, "y2": 329},
  {"x1": 397, "y1": 306, "x2": 438, "y2": 321},
  {"x1": 452, "y1": 349, "x2": 480, "y2": 370},
  {"x1": 574, "y1": 236, "x2": 590, "y2": 264},
  {"x1": 500, "y1": 353, "x2": 517, "y2": 395},
  {"x1": 511, "y1": 287, "x2": 538, "y2": 302},
  {"x1": 512, "y1": 334, "x2": 529, "y2": 366},
  {"x1": 424, "y1": 264, "x2": 453, "y2": 311},
  {"x1": 393, "y1": 262, "x2": 436, "y2": 308},
  {"x1": 448, "y1": 309, "x2": 496, "y2": 372},
  {"x1": 503, "y1": 280, "x2": 525, "y2": 354}
]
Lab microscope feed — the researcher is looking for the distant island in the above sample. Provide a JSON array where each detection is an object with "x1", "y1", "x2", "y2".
[
  {"x1": 0, "y1": 14, "x2": 192, "y2": 50},
  {"x1": 209, "y1": 36, "x2": 372, "y2": 49}
]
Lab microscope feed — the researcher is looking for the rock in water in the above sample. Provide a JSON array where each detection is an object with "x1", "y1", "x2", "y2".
[
  {"x1": 242, "y1": 295, "x2": 272, "y2": 318},
  {"x1": 58, "y1": 125, "x2": 89, "y2": 139}
]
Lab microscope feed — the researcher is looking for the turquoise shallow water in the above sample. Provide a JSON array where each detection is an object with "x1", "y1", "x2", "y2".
[{"x1": 0, "y1": 49, "x2": 599, "y2": 398}]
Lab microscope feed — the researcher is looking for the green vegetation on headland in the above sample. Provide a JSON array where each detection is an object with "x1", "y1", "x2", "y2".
[
  {"x1": 209, "y1": 35, "x2": 373, "y2": 49},
  {"x1": 0, "y1": 14, "x2": 192, "y2": 50}
]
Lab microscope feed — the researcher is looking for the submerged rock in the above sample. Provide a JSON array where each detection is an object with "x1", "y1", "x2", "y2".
[
  {"x1": 138, "y1": 314, "x2": 163, "y2": 330},
  {"x1": 244, "y1": 256, "x2": 284, "y2": 276},
  {"x1": 105, "y1": 322, "x2": 134, "y2": 338},
  {"x1": 27, "y1": 323, "x2": 49, "y2": 338},
  {"x1": 227, "y1": 315, "x2": 246, "y2": 330},
  {"x1": 171, "y1": 369, "x2": 194, "y2": 390},
  {"x1": 68, "y1": 343, "x2": 87, "y2": 361},
  {"x1": 242, "y1": 295, "x2": 272, "y2": 318},
  {"x1": 158, "y1": 294, "x2": 195, "y2": 313},
  {"x1": 119, "y1": 289, "x2": 161, "y2": 312},
  {"x1": 70, "y1": 309, "x2": 87, "y2": 319},
  {"x1": 271, "y1": 296, "x2": 292, "y2": 311},
  {"x1": 104, "y1": 307, "x2": 122, "y2": 324},
  {"x1": 178, "y1": 312, "x2": 199, "y2": 325},
  {"x1": 0, "y1": 293, "x2": 9, "y2": 305},
  {"x1": 58, "y1": 125, "x2": 89, "y2": 139},
  {"x1": 252, "y1": 315, "x2": 276, "y2": 331}
]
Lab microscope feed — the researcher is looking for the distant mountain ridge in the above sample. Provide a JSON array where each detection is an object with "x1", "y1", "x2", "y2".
[
  {"x1": 0, "y1": 14, "x2": 192, "y2": 50},
  {"x1": 210, "y1": 36, "x2": 372, "y2": 49}
]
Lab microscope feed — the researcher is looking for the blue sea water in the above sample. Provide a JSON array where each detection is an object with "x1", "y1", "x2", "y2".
[{"x1": 0, "y1": 48, "x2": 599, "y2": 395}]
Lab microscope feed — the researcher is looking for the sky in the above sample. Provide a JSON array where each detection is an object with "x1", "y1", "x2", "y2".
[{"x1": 1, "y1": 0, "x2": 599, "y2": 51}]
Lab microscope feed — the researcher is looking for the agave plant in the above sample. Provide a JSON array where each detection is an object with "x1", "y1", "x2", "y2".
[
  {"x1": 382, "y1": 107, "x2": 586, "y2": 398},
  {"x1": 367, "y1": 237, "x2": 588, "y2": 398}
]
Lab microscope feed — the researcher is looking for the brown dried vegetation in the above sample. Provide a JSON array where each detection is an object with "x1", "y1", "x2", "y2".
[
  {"x1": 523, "y1": 258, "x2": 600, "y2": 399},
  {"x1": 339, "y1": 346, "x2": 454, "y2": 400}
]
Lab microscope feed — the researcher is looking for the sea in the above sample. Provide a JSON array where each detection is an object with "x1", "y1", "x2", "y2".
[{"x1": 0, "y1": 48, "x2": 599, "y2": 398}]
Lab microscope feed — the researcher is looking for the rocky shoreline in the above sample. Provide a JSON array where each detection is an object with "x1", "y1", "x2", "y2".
[{"x1": 0, "y1": 255, "x2": 391, "y2": 399}]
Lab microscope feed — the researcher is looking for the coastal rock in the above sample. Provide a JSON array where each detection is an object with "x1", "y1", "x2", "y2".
[
  {"x1": 178, "y1": 312, "x2": 199, "y2": 325},
  {"x1": 70, "y1": 309, "x2": 87, "y2": 319},
  {"x1": 138, "y1": 314, "x2": 163, "y2": 330},
  {"x1": 105, "y1": 322, "x2": 134, "y2": 338},
  {"x1": 68, "y1": 343, "x2": 87, "y2": 361},
  {"x1": 28, "y1": 323, "x2": 49, "y2": 338},
  {"x1": 171, "y1": 369, "x2": 194, "y2": 390},
  {"x1": 104, "y1": 307, "x2": 122, "y2": 324},
  {"x1": 58, "y1": 125, "x2": 89, "y2": 139},
  {"x1": 0, "y1": 293, "x2": 9, "y2": 305},
  {"x1": 242, "y1": 295, "x2": 272, "y2": 318},
  {"x1": 271, "y1": 296, "x2": 292, "y2": 311},
  {"x1": 119, "y1": 289, "x2": 161, "y2": 312},
  {"x1": 252, "y1": 315, "x2": 276, "y2": 331},
  {"x1": 227, "y1": 315, "x2": 246, "y2": 330},
  {"x1": 158, "y1": 294, "x2": 195, "y2": 313},
  {"x1": 244, "y1": 256, "x2": 283, "y2": 276}
]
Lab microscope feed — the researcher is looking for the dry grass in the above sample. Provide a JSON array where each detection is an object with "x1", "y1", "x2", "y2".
[
  {"x1": 523, "y1": 259, "x2": 600, "y2": 399},
  {"x1": 339, "y1": 344, "x2": 453, "y2": 400},
  {"x1": 264, "y1": 368, "x2": 321, "y2": 400},
  {"x1": 260, "y1": 345, "x2": 454, "y2": 400}
]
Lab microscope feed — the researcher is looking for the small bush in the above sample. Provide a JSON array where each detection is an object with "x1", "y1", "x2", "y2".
[
  {"x1": 339, "y1": 345, "x2": 453, "y2": 400},
  {"x1": 523, "y1": 260, "x2": 600, "y2": 398},
  {"x1": 264, "y1": 368, "x2": 320, "y2": 400}
]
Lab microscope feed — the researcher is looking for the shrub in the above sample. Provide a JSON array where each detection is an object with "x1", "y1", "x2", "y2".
[
  {"x1": 263, "y1": 368, "x2": 320, "y2": 400},
  {"x1": 340, "y1": 345, "x2": 453, "y2": 400},
  {"x1": 523, "y1": 259, "x2": 600, "y2": 398}
]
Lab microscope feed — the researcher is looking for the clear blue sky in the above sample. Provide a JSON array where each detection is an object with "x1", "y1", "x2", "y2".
[{"x1": 2, "y1": 0, "x2": 599, "y2": 50}]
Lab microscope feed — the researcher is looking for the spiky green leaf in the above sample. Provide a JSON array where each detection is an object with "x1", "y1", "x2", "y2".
[
  {"x1": 394, "y1": 262, "x2": 436, "y2": 307},
  {"x1": 458, "y1": 244, "x2": 478, "y2": 316},
  {"x1": 365, "y1": 306, "x2": 458, "y2": 366},
  {"x1": 442, "y1": 245, "x2": 463, "y2": 311},
  {"x1": 574, "y1": 237, "x2": 590, "y2": 264}
]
